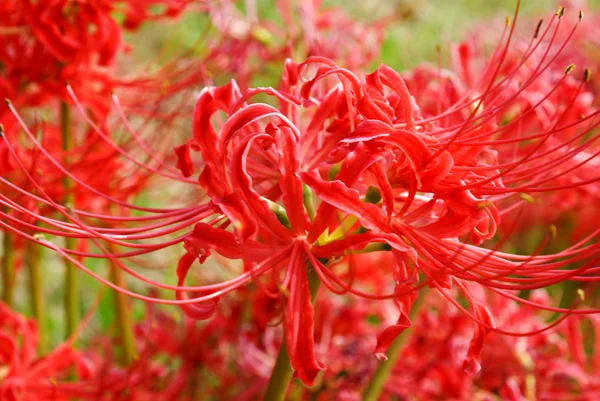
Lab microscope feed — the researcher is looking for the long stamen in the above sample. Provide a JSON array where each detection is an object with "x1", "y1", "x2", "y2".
[{"x1": 6, "y1": 100, "x2": 186, "y2": 214}]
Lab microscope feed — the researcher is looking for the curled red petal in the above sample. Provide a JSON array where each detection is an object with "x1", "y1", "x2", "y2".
[
  {"x1": 176, "y1": 252, "x2": 218, "y2": 320},
  {"x1": 420, "y1": 211, "x2": 475, "y2": 239},
  {"x1": 463, "y1": 304, "x2": 495, "y2": 375},
  {"x1": 367, "y1": 161, "x2": 394, "y2": 222},
  {"x1": 174, "y1": 141, "x2": 194, "y2": 178},
  {"x1": 219, "y1": 103, "x2": 298, "y2": 150},
  {"x1": 185, "y1": 222, "x2": 278, "y2": 261},
  {"x1": 420, "y1": 150, "x2": 454, "y2": 187},
  {"x1": 284, "y1": 244, "x2": 325, "y2": 385},
  {"x1": 300, "y1": 64, "x2": 363, "y2": 101},
  {"x1": 374, "y1": 312, "x2": 411, "y2": 359},
  {"x1": 356, "y1": 94, "x2": 393, "y2": 125},
  {"x1": 341, "y1": 119, "x2": 393, "y2": 144},
  {"x1": 374, "y1": 283, "x2": 417, "y2": 357},
  {"x1": 375, "y1": 64, "x2": 416, "y2": 131},
  {"x1": 193, "y1": 81, "x2": 241, "y2": 179},
  {"x1": 302, "y1": 85, "x2": 344, "y2": 154},
  {"x1": 380, "y1": 130, "x2": 432, "y2": 186},
  {"x1": 276, "y1": 126, "x2": 305, "y2": 235},
  {"x1": 230, "y1": 133, "x2": 294, "y2": 242}
]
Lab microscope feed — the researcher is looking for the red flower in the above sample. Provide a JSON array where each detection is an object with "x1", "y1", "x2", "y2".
[{"x1": 4, "y1": 4, "x2": 600, "y2": 391}]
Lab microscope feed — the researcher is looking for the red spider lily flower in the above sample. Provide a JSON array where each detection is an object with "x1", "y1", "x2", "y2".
[
  {"x1": 450, "y1": 6, "x2": 600, "y2": 241},
  {"x1": 476, "y1": 294, "x2": 600, "y2": 401},
  {"x1": 1, "y1": 300, "x2": 191, "y2": 400},
  {"x1": 276, "y1": 0, "x2": 386, "y2": 70},
  {"x1": 173, "y1": 25, "x2": 600, "y2": 382},
  {"x1": 0, "y1": 302, "x2": 99, "y2": 401},
  {"x1": 386, "y1": 293, "x2": 477, "y2": 400},
  {"x1": 184, "y1": 285, "x2": 392, "y2": 401},
  {"x1": 22, "y1": 0, "x2": 120, "y2": 67},
  {"x1": 131, "y1": 285, "x2": 599, "y2": 401},
  {"x1": 202, "y1": 0, "x2": 389, "y2": 89},
  {"x1": 0, "y1": 0, "x2": 200, "y2": 236},
  {"x1": 120, "y1": 0, "x2": 194, "y2": 30},
  {"x1": 1, "y1": 0, "x2": 117, "y2": 116},
  {"x1": 0, "y1": 0, "x2": 196, "y2": 118},
  {"x1": 378, "y1": 289, "x2": 599, "y2": 401},
  {"x1": 0, "y1": 0, "x2": 200, "y2": 267},
  {"x1": 303, "y1": 294, "x2": 390, "y2": 400},
  {"x1": 132, "y1": 299, "x2": 273, "y2": 400},
  {"x1": 184, "y1": 5, "x2": 600, "y2": 375},
  {"x1": 0, "y1": 0, "x2": 205, "y2": 279},
  {"x1": 5, "y1": 4, "x2": 600, "y2": 392}
]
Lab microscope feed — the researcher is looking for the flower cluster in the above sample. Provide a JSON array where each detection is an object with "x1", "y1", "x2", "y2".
[
  {"x1": 1, "y1": 2, "x2": 600, "y2": 401},
  {"x1": 0, "y1": 0, "x2": 193, "y2": 114},
  {"x1": 167, "y1": 7, "x2": 600, "y2": 382}
]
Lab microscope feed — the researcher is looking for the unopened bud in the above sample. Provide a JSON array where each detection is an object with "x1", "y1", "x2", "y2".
[
  {"x1": 264, "y1": 198, "x2": 291, "y2": 229},
  {"x1": 365, "y1": 186, "x2": 382, "y2": 204}
]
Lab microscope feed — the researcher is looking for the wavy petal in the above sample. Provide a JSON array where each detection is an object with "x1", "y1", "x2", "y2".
[
  {"x1": 173, "y1": 141, "x2": 194, "y2": 178},
  {"x1": 284, "y1": 244, "x2": 325, "y2": 385},
  {"x1": 230, "y1": 133, "x2": 294, "y2": 242},
  {"x1": 276, "y1": 126, "x2": 305, "y2": 235}
]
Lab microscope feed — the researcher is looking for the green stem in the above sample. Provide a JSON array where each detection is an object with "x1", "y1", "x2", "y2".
[
  {"x1": 64, "y1": 236, "x2": 78, "y2": 337},
  {"x1": 108, "y1": 244, "x2": 136, "y2": 365},
  {"x1": 262, "y1": 335, "x2": 294, "y2": 401},
  {"x1": 262, "y1": 263, "x2": 321, "y2": 401},
  {"x1": 362, "y1": 289, "x2": 428, "y2": 401},
  {"x1": 1, "y1": 232, "x2": 15, "y2": 306},
  {"x1": 61, "y1": 101, "x2": 78, "y2": 338},
  {"x1": 27, "y1": 239, "x2": 47, "y2": 354}
]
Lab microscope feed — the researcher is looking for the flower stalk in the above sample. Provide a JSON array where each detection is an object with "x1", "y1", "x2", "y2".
[
  {"x1": 27, "y1": 238, "x2": 47, "y2": 354},
  {"x1": 1, "y1": 231, "x2": 15, "y2": 306},
  {"x1": 108, "y1": 243, "x2": 136, "y2": 365},
  {"x1": 61, "y1": 100, "x2": 79, "y2": 338},
  {"x1": 262, "y1": 336, "x2": 293, "y2": 401},
  {"x1": 262, "y1": 263, "x2": 321, "y2": 401}
]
